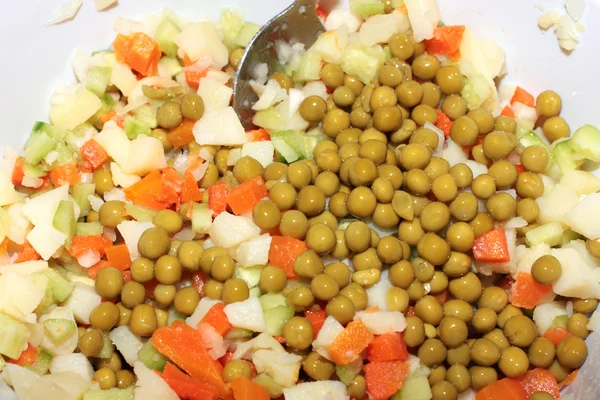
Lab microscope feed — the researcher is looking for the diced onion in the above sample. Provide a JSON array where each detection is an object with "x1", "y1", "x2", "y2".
[
  {"x1": 80, "y1": 173, "x2": 93, "y2": 184},
  {"x1": 173, "y1": 227, "x2": 195, "y2": 241},
  {"x1": 21, "y1": 177, "x2": 43, "y2": 189},
  {"x1": 46, "y1": 0, "x2": 82, "y2": 26},
  {"x1": 103, "y1": 227, "x2": 117, "y2": 242},
  {"x1": 77, "y1": 250, "x2": 101, "y2": 268},
  {"x1": 425, "y1": 122, "x2": 444, "y2": 157},
  {"x1": 504, "y1": 217, "x2": 528, "y2": 229},
  {"x1": 182, "y1": 56, "x2": 213, "y2": 73},
  {"x1": 44, "y1": 151, "x2": 59, "y2": 164},
  {"x1": 88, "y1": 195, "x2": 104, "y2": 212},
  {"x1": 198, "y1": 148, "x2": 214, "y2": 162}
]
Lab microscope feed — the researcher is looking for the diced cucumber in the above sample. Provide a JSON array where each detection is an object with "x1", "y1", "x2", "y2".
[
  {"x1": 461, "y1": 73, "x2": 491, "y2": 111},
  {"x1": 23, "y1": 162, "x2": 47, "y2": 178},
  {"x1": 124, "y1": 116, "x2": 151, "y2": 139},
  {"x1": 137, "y1": 341, "x2": 167, "y2": 372},
  {"x1": 53, "y1": 140, "x2": 75, "y2": 165},
  {"x1": 155, "y1": 18, "x2": 181, "y2": 58},
  {"x1": 272, "y1": 136, "x2": 301, "y2": 163},
  {"x1": 264, "y1": 305, "x2": 294, "y2": 336},
  {"x1": 97, "y1": 331, "x2": 114, "y2": 359},
  {"x1": 553, "y1": 139, "x2": 584, "y2": 174},
  {"x1": 549, "y1": 315, "x2": 568, "y2": 330},
  {"x1": 233, "y1": 265, "x2": 264, "y2": 289},
  {"x1": 303, "y1": 132, "x2": 327, "y2": 160},
  {"x1": 525, "y1": 222, "x2": 564, "y2": 247},
  {"x1": 32, "y1": 121, "x2": 65, "y2": 141},
  {"x1": 225, "y1": 327, "x2": 254, "y2": 339},
  {"x1": 336, "y1": 357, "x2": 363, "y2": 385},
  {"x1": 72, "y1": 183, "x2": 95, "y2": 218},
  {"x1": 158, "y1": 57, "x2": 183, "y2": 77},
  {"x1": 515, "y1": 119, "x2": 535, "y2": 137},
  {"x1": 271, "y1": 130, "x2": 306, "y2": 163},
  {"x1": 0, "y1": 313, "x2": 30, "y2": 359},
  {"x1": 350, "y1": 0, "x2": 385, "y2": 17},
  {"x1": 254, "y1": 373, "x2": 284, "y2": 398},
  {"x1": 560, "y1": 229, "x2": 582, "y2": 246},
  {"x1": 341, "y1": 42, "x2": 386, "y2": 85},
  {"x1": 27, "y1": 348, "x2": 53, "y2": 376},
  {"x1": 65, "y1": 122, "x2": 96, "y2": 151},
  {"x1": 44, "y1": 268, "x2": 75, "y2": 302},
  {"x1": 133, "y1": 105, "x2": 158, "y2": 129},
  {"x1": 24, "y1": 131, "x2": 57, "y2": 165},
  {"x1": 570, "y1": 124, "x2": 600, "y2": 162},
  {"x1": 76, "y1": 222, "x2": 104, "y2": 236},
  {"x1": 220, "y1": 8, "x2": 245, "y2": 49},
  {"x1": 83, "y1": 387, "x2": 135, "y2": 400},
  {"x1": 192, "y1": 203, "x2": 212, "y2": 234},
  {"x1": 167, "y1": 306, "x2": 186, "y2": 325},
  {"x1": 43, "y1": 318, "x2": 77, "y2": 343},
  {"x1": 259, "y1": 293, "x2": 288, "y2": 311},
  {"x1": 124, "y1": 204, "x2": 157, "y2": 222},
  {"x1": 235, "y1": 22, "x2": 260, "y2": 48},
  {"x1": 249, "y1": 286, "x2": 262, "y2": 298},
  {"x1": 392, "y1": 375, "x2": 432, "y2": 400},
  {"x1": 89, "y1": 94, "x2": 116, "y2": 129},
  {"x1": 86, "y1": 67, "x2": 112, "y2": 97},
  {"x1": 53, "y1": 200, "x2": 76, "y2": 250},
  {"x1": 293, "y1": 51, "x2": 322, "y2": 82}
]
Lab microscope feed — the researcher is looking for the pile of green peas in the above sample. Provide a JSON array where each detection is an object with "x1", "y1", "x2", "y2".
[{"x1": 78, "y1": 27, "x2": 597, "y2": 399}]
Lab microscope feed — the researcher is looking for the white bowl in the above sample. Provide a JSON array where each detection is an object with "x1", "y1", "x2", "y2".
[{"x1": 0, "y1": 0, "x2": 598, "y2": 150}]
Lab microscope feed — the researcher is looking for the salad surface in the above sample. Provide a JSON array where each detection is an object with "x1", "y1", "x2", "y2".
[{"x1": 1, "y1": 1, "x2": 600, "y2": 400}]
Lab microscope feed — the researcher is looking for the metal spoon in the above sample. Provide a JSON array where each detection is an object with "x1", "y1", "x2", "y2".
[{"x1": 232, "y1": 0, "x2": 326, "y2": 130}]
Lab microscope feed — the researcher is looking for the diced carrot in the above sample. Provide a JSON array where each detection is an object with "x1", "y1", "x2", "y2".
[
  {"x1": 113, "y1": 34, "x2": 132, "y2": 62},
  {"x1": 162, "y1": 362, "x2": 220, "y2": 400},
  {"x1": 144, "y1": 279, "x2": 159, "y2": 299},
  {"x1": 8, "y1": 343, "x2": 37, "y2": 366},
  {"x1": 275, "y1": 336, "x2": 285, "y2": 344},
  {"x1": 190, "y1": 271, "x2": 207, "y2": 297},
  {"x1": 69, "y1": 235, "x2": 112, "y2": 258},
  {"x1": 499, "y1": 274, "x2": 516, "y2": 291},
  {"x1": 364, "y1": 360, "x2": 410, "y2": 400},
  {"x1": 305, "y1": 309, "x2": 327, "y2": 339},
  {"x1": 230, "y1": 376, "x2": 270, "y2": 400},
  {"x1": 435, "y1": 109, "x2": 453, "y2": 137},
  {"x1": 167, "y1": 119, "x2": 196, "y2": 149},
  {"x1": 77, "y1": 161, "x2": 94, "y2": 173},
  {"x1": 511, "y1": 86, "x2": 535, "y2": 108},
  {"x1": 12, "y1": 157, "x2": 25, "y2": 186},
  {"x1": 268, "y1": 236, "x2": 307, "y2": 279},
  {"x1": 100, "y1": 111, "x2": 117, "y2": 124},
  {"x1": 15, "y1": 241, "x2": 41, "y2": 263},
  {"x1": 510, "y1": 272, "x2": 552, "y2": 309},
  {"x1": 218, "y1": 350, "x2": 235, "y2": 367},
  {"x1": 246, "y1": 128, "x2": 270, "y2": 142},
  {"x1": 80, "y1": 139, "x2": 110, "y2": 170},
  {"x1": 125, "y1": 32, "x2": 162, "y2": 77},
  {"x1": 515, "y1": 368, "x2": 559, "y2": 399},
  {"x1": 122, "y1": 270, "x2": 133, "y2": 283},
  {"x1": 475, "y1": 377, "x2": 528, "y2": 400},
  {"x1": 183, "y1": 55, "x2": 209, "y2": 89},
  {"x1": 433, "y1": 289, "x2": 450, "y2": 306},
  {"x1": 559, "y1": 369, "x2": 578, "y2": 389},
  {"x1": 124, "y1": 170, "x2": 170, "y2": 210},
  {"x1": 544, "y1": 326, "x2": 572, "y2": 346},
  {"x1": 158, "y1": 168, "x2": 183, "y2": 206},
  {"x1": 49, "y1": 163, "x2": 81, "y2": 187},
  {"x1": 405, "y1": 305, "x2": 416, "y2": 317},
  {"x1": 472, "y1": 228, "x2": 510, "y2": 263},
  {"x1": 87, "y1": 260, "x2": 112, "y2": 279},
  {"x1": 425, "y1": 25, "x2": 465, "y2": 59},
  {"x1": 328, "y1": 320, "x2": 373, "y2": 365},
  {"x1": 0, "y1": 238, "x2": 9, "y2": 256},
  {"x1": 200, "y1": 303, "x2": 232, "y2": 336},
  {"x1": 367, "y1": 332, "x2": 409, "y2": 363},
  {"x1": 208, "y1": 182, "x2": 229, "y2": 216},
  {"x1": 180, "y1": 171, "x2": 203, "y2": 204},
  {"x1": 227, "y1": 176, "x2": 268, "y2": 215},
  {"x1": 105, "y1": 244, "x2": 132, "y2": 271},
  {"x1": 501, "y1": 106, "x2": 516, "y2": 118},
  {"x1": 152, "y1": 326, "x2": 230, "y2": 399},
  {"x1": 315, "y1": 3, "x2": 329, "y2": 20},
  {"x1": 515, "y1": 164, "x2": 527, "y2": 175}
]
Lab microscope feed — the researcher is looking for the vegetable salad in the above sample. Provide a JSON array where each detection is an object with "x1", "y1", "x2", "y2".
[{"x1": 1, "y1": 0, "x2": 600, "y2": 399}]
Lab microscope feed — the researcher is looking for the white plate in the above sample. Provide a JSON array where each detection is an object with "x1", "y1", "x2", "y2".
[{"x1": 0, "y1": 0, "x2": 598, "y2": 149}]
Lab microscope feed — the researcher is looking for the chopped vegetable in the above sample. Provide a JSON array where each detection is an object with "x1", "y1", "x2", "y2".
[
  {"x1": 473, "y1": 228, "x2": 510, "y2": 263},
  {"x1": 200, "y1": 302, "x2": 232, "y2": 336},
  {"x1": 365, "y1": 360, "x2": 410, "y2": 400},
  {"x1": 367, "y1": 332, "x2": 409, "y2": 362},
  {"x1": 509, "y1": 273, "x2": 553, "y2": 309},
  {"x1": 230, "y1": 376, "x2": 270, "y2": 400},
  {"x1": 515, "y1": 368, "x2": 559, "y2": 398},
  {"x1": 328, "y1": 319, "x2": 373, "y2": 365},
  {"x1": 268, "y1": 236, "x2": 307, "y2": 279},
  {"x1": 161, "y1": 362, "x2": 219, "y2": 400},
  {"x1": 475, "y1": 377, "x2": 528, "y2": 400},
  {"x1": 425, "y1": 25, "x2": 465, "y2": 57},
  {"x1": 511, "y1": 86, "x2": 535, "y2": 107},
  {"x1": 227, "y1": 176, "x2": 268, "y2": 215}
]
